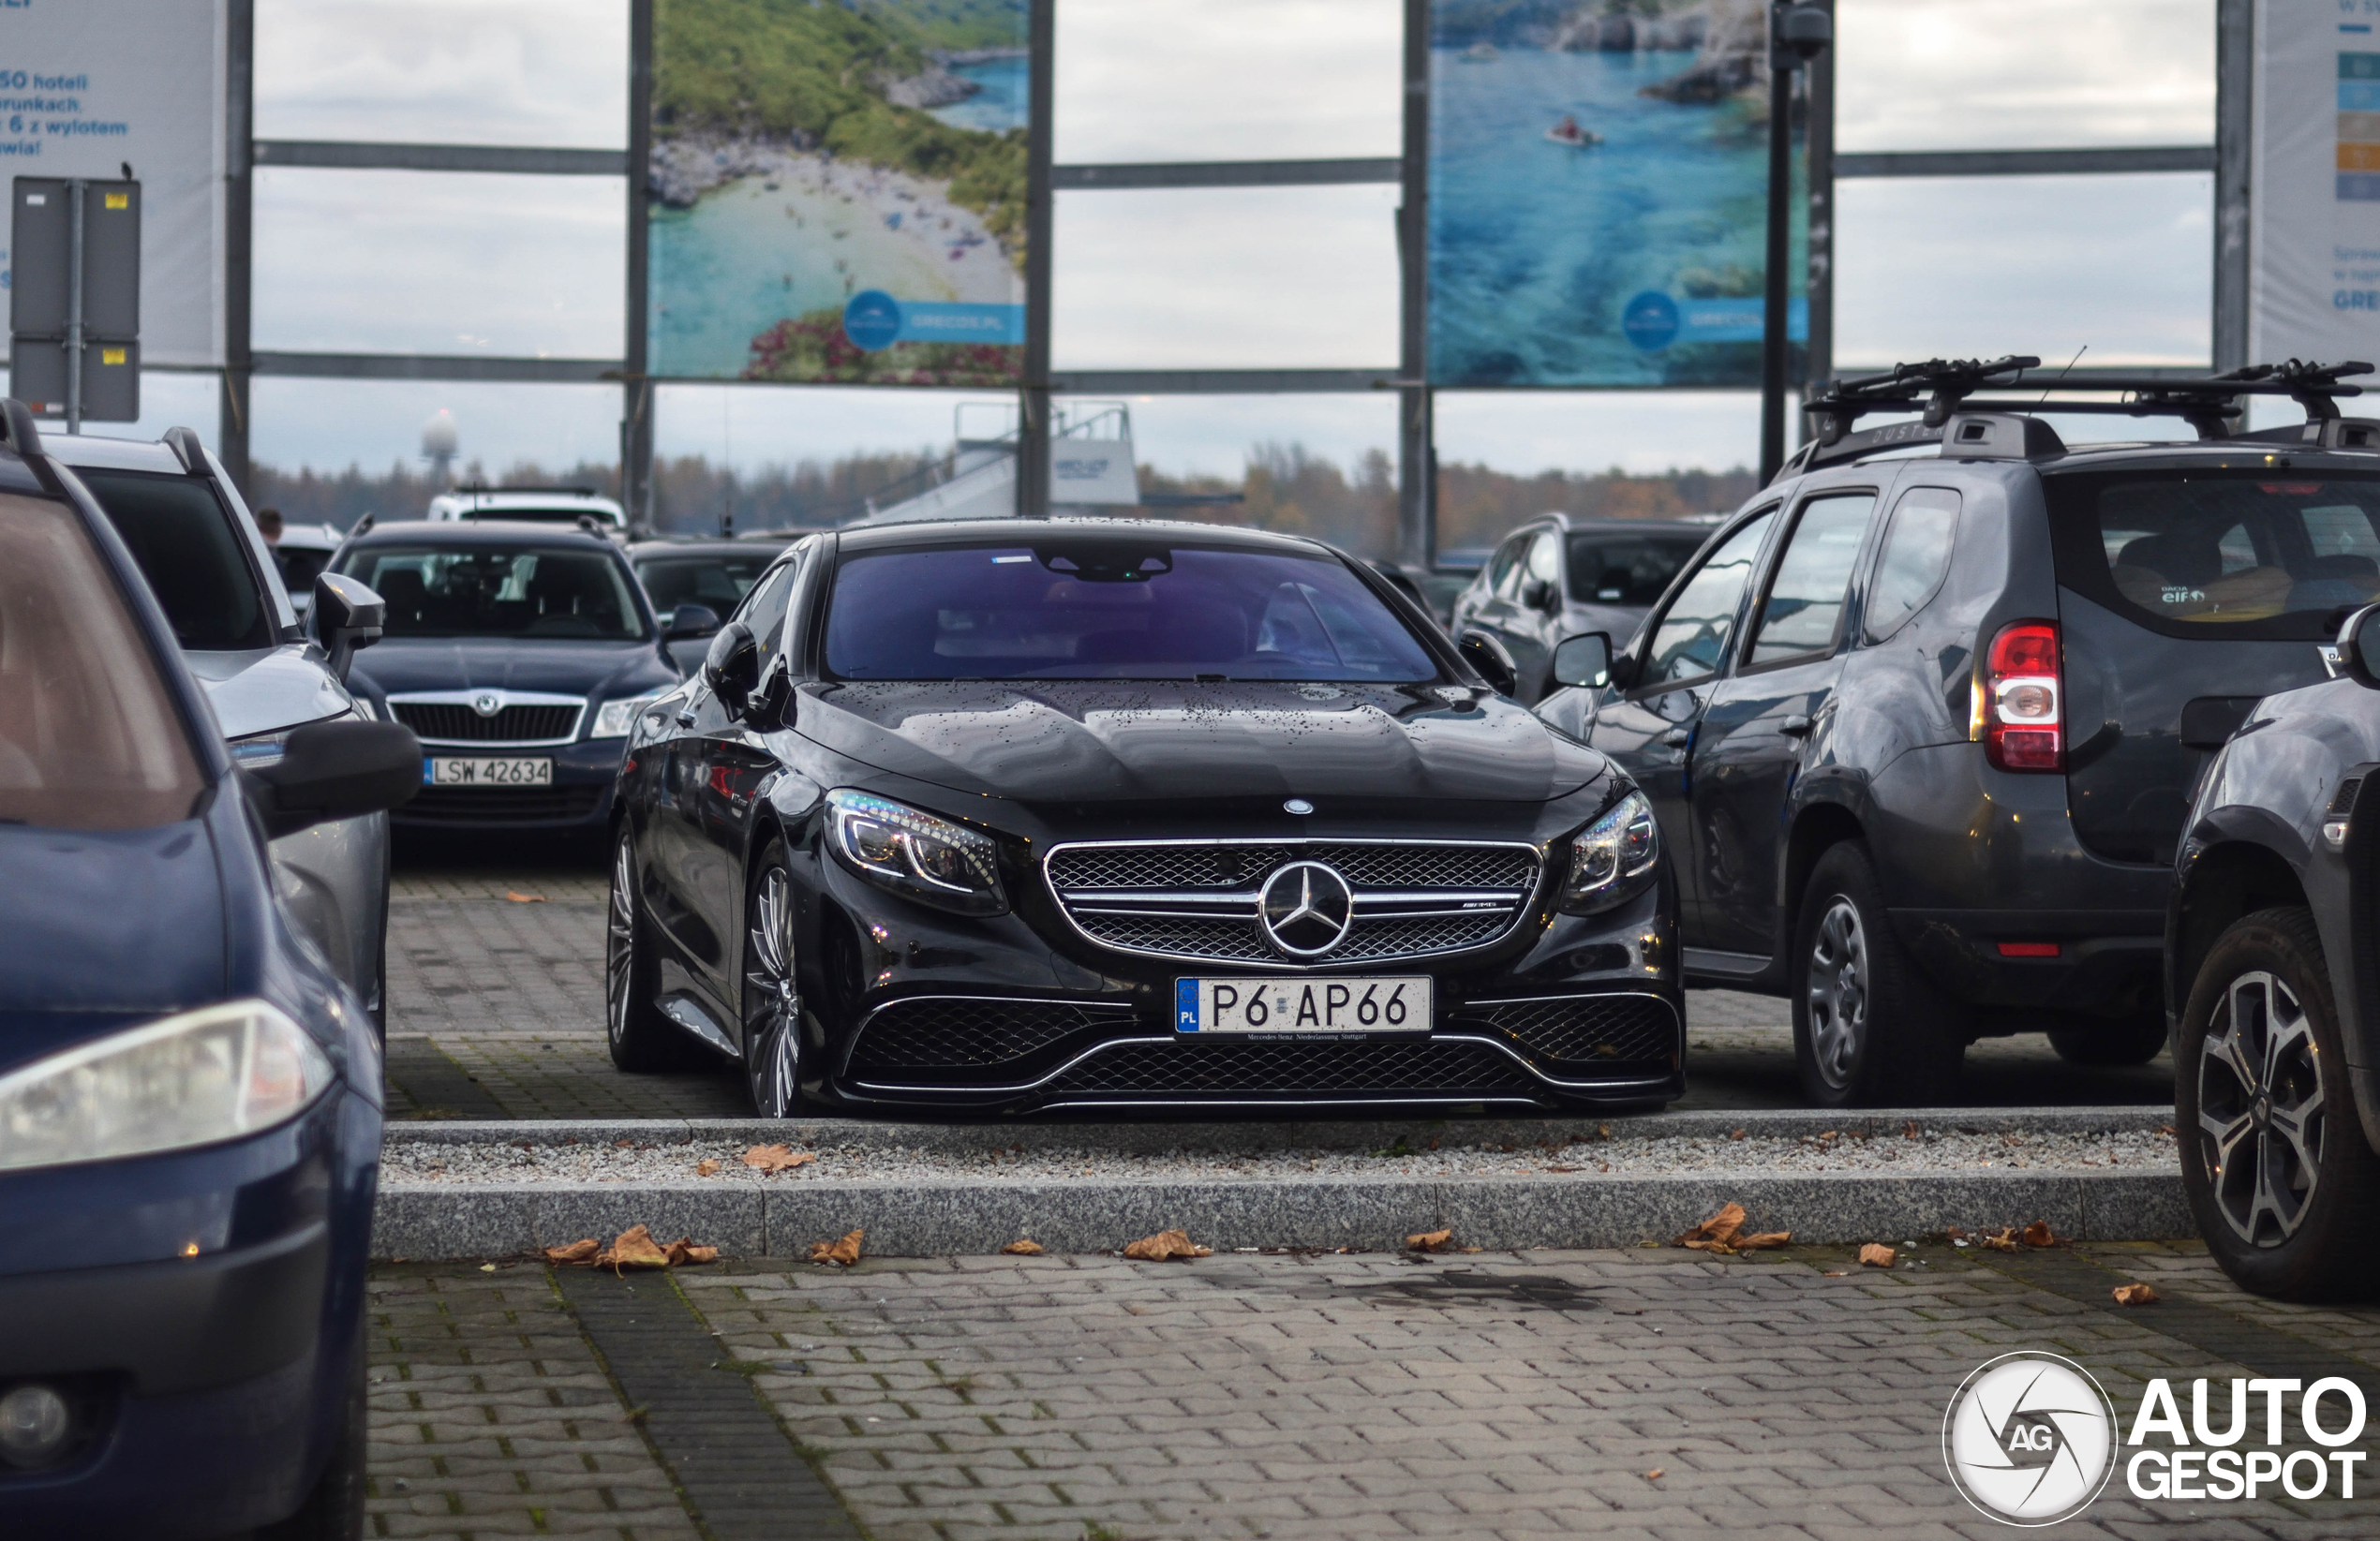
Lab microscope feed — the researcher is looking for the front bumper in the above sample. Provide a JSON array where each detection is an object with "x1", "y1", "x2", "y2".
[{"x1": 394, "y1": 736, "x2": 623, "y2": 831}]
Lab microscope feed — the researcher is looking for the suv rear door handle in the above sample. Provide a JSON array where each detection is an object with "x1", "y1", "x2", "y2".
[
  {"x1": 1779, "y1": 714, "x2": 1813, "y2": 737},
  {"x1": 1661, "y1": 726, "x2": 1692, "y2": 748}
]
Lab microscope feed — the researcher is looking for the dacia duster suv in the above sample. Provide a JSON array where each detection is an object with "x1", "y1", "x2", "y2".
[{"x1": 1534, "y1": 357, "x2": 2380, "y2": 1106}]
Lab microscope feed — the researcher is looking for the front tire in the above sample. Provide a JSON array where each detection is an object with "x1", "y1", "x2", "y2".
[
  {"x1": 1791, "y1": 841, "x2": 1965, "y2": 1107},
  {"x1": 742, "y1": 839, "x2": 810, "y2": 1118},
  {"x1": 2178, "y1": 907, "x2": 2380, "y2": 1301},
  {"x1": 606, "y1": 825, "x2": 706, "y2": 1072}
]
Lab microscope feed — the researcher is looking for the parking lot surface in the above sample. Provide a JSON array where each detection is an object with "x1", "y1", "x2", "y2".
[
  {"x1": 381, "y1": 852, "x2": 2175, "y2": 1122},
  {"x1": 369, "y1": 1238, "x2": 2378, "y2": 1541}
]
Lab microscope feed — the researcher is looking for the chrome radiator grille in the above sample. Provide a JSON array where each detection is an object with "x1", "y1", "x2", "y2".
[{"x1": 1046, "y1": 839, "x2": 1540, "y2": 966}]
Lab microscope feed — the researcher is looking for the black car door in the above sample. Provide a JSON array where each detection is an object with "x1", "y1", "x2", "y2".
[
  {"x1": 1689, "y1": 488, "x2": 1882, "y2": 956},
  {"x1": 1586, "y1": 508, "x2": 1778, "y2": 934},
  {"x1": 687, "y1": 549, "x2": 806, "y2": 1005}
]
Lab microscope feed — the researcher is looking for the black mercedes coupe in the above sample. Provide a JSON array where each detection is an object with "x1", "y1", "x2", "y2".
[{"x1": 607, "y1": 518, "x2": 1681, "y2": 1116}]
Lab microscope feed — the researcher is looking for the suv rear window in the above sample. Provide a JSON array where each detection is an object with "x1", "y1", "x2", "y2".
[
  {"x1": 2048, "y1": 470, "x2": 2380, "y2": 638},
  {"x1": 76, "y1": 469, "x2": 275, "y2": 651},
  {"x1": 1566, "y1": 533, "x2": 1703, "y2": 606}
]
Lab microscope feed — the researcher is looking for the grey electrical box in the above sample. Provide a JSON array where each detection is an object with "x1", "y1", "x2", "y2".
[{"x1": 8, "y1": 176, "x2": 141, "y2": 422}]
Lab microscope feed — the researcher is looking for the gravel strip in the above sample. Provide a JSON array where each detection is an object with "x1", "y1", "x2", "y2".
[{"x1": 379, "y1": 1125, "x2": 2179, "y2": 1187}]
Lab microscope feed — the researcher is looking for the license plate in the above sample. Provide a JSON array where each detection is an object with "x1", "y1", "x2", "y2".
[
  {"x1": 1175, "y1": 976, "x2": 1431, "y2": 1034},
  {"x1": 424, "y1": 756, "x2": 553, "y2": 788}
]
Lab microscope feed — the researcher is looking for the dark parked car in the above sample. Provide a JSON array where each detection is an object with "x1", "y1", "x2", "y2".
[
  {"x1": 329, "y1": 520, "x2": 702, "y2": 835},
  {"x1": 1538, "y1": 357, "x2": 2379, "y2": 1106},
  {"x1": 606, "y1": 519, "x2": 1681, "y2": 1117},
  {"x1": 0, "y1": 400, "x2": 420, "y2": 1538},
  {"x1": 627, "y1": 535, "x2": 790, "y2": 674},
  {"x1": 46, "y1": 429, "x2": 396, "y2": 1028},
  {"x1": 2166, "y1": 601, "x2": 2380, "y2": 1300},
  {"x1": 1450, "y1": 514, "x2": 1713, "y2": 703}
]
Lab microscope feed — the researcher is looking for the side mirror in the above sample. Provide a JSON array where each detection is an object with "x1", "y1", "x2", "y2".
[
  {"x1": 1550, "y1": 632, "x2": 1613, "y2": 690},
  {"x1": 665, "y1": 602, "x2": 722, "y2": 642},
  {"x1": 1458, "y1": 628, "x2": 1520, "y2": 697},
  {"x1": 2343, "y1": 602, "x2": 2380, "y2": 685},
  {"x1": 246, "y1": 719, "x2": 422, "y2": 839},
  {"x1": 703, "y1": 620, "x2": 759, "y2": 715},
  {"x1": 1522, "y1": 577, "x2": 1560, "y2": 614},
  {"x1": 312, "y1": 571, "x2": 384, "y2": 684}
]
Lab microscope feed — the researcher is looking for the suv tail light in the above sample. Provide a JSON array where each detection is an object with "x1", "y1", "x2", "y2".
[{"x1": 1985, "y1": 620, "x2": 2063, "y2": 772}]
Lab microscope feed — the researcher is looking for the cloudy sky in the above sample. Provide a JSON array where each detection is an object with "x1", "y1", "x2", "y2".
[{"x1": 79, "y1": 0, "x2": 2224, "y2": 480}]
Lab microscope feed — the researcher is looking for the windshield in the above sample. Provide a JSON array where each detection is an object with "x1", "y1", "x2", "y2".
[
  {"x1": 0, "y1": 493, "x2": 204, "y2": 829},
  {"x1": 1566, "y1": 532, "x2": 1705, "y2": 607},
  {"x1": 76, "y1": 469, "x2": 274, "y2": 651},
  {"x1": 824, "y1": 541, "x2": 1440, "y2": 683},
  {"x1": 336, "y1": 544, "x2": 648, "y2": 639},
  {"x1": 2048, "y1": 470, "x2": 2380, "y2": 639},
  {"x1": 635, "y1": 553, "x2": 781, "y2": 614}
]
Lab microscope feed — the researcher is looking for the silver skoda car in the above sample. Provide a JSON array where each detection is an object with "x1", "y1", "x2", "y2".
[{"x1": 47, "y1": 427, "x2": 396, "y2": 1029}]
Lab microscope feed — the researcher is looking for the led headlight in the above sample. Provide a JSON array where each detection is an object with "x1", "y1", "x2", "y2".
[
  {"x1": 591, "y1": 693, "x2": 665, "y2": 739},
  {"x1": 0, "y1": 1000, "x2": 335, "y2": 1175},
  {"x1": 1559, "y1": 789, "x2": 1660, "y2": 914},
  {"x1": 826, "y1": 789, "x2": 1006, "y2": 916}
]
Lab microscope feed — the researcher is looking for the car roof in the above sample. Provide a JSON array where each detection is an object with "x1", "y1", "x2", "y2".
[
  {"x1": 40, "y1": 433, "x2": 190, "y2": 475},
  {"x1": 344, "y1": 518, "x2": 628, "y2": 551},
  {"x1": 832, "y1": 516, "x2": 1330, "y2": 556},
  {"x1": 629, "y1": 537, "x2": 796, "y2": 560}
]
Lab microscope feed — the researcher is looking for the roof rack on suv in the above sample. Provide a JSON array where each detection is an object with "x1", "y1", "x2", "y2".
[{"x1": 1784, "y1": 356, "x2": 2374, "y2": 482}]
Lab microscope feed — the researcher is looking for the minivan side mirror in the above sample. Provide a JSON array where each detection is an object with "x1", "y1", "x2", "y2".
[
  {"x1": 2344, "y1": 602, "x2": 2380, "y2": 686},
  {"x1": 1457, "y1": 628, "x2": 1520, "y2": 697},
  {"x1": 312, "y1": 571, "x2": 385, "y2": 684},
  {"x1": 665, "y1": 602, "x2": 722, "y2": 642},
  {"x1": 1550, "y1": 632, "x2": 1613, "y2": 690},
  {"x1": 246, "y1": 719, "x2": 422, "y2": 839},
  {"x1": 703, "y1": 620, "x2": 760, "y2": 715}
]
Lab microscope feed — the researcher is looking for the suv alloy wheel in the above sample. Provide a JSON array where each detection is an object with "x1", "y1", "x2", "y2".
[
  {"x1": 2178, "y1": 907, "x2": 2380, "y2": 1299},
  {"x1": 742, "y1": 839, "x2": 808, "y2": 1117},
  {"x1": 1790, "y1": 842, "x2": 1965, "y2": 1106},
  {"x1": 606, "y1": 826, "x2": 707, "y2": 1072}
]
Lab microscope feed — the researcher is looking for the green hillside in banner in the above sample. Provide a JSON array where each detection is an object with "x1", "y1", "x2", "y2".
[{"x1": 653, "y1": 0, "x2": 1026, "y2": 257}]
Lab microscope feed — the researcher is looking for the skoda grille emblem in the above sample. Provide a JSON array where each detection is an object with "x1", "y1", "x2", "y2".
[
  {"x1": 1258, "y1": 861, "x2": 1354, "y2": 957},
  {"x1": 1941, "y1": 1353, "x2": 2117, "y2": 1526},
  {"x1": 471, "y1": 692, "x2": 503, "y2": 718}
]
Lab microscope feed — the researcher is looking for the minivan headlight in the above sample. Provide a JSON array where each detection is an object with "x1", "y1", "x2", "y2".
[
  {"x1": 0, "y1": 1001, "x2": 335, "y2": 1174},
  {"x1": 1559, "y1": 790, "x2": 1660, "y2": 914},
  {"x1": 826, "y1": 789, "x2": 1007, "y2": 916},
  {"x1": 591, "y1": 693, "x2": 664, "y2": 739}
]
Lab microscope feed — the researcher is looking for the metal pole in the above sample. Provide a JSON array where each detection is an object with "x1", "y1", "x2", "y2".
[
  {"x1": 1019, "y1": 0, "x2": 1055, "y2": 517},
  {"x1": 1759, "y1": 8, "x2": 1793, "y2": 482},
  {"x1": 66, "y1": 180, "x2": 83, "y2": 435},
  {"x1": 2213, "y1": 0, "x2": 2253, "y2": 370},
  {"x1": 222, "y1": 0, "x2": 254, "y2": 491},
  {"x1": 1803, "y1": 0, "x2": 1835, "y2": 423},
  {"x1": 1397, "y1": 0, "x2": 1433, "y2": 570},
  {"x1": 622, "y1": 0, "x2": 655, "y2": 529}
]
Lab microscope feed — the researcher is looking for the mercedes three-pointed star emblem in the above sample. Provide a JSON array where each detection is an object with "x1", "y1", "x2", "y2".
[{"x1": 1258, "y1": 860, "x2": 1355, "y2": 957}]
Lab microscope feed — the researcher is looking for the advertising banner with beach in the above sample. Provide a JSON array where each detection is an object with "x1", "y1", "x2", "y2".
[
  {"x1": 2249, "y1": 0, "x2": 2380, "y2": 365},
  {"x1": 1427, "y1": 0, "x2": 1805, "y2": 389},
  {"x1": 647, "y1": 0, "x2": 1028, "y2": 386}
]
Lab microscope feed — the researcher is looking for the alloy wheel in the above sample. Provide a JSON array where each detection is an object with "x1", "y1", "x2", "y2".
[
  {"x1": 744, "y1": 865, "x2": 802, "y2": 1117},
  {"x1": 606, "y1": 832, "x2": 636, "y2": 1051},
  {"x1": 1806, "y1": 896, "x2": 1868, "y2": 1090},
  {"x1": 2198, "y1": 969, "x2": 2327, "y2": 1247}
]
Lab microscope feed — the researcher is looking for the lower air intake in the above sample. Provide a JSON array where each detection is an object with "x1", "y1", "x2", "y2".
[{"x1": 1047, "y1": 1037, "x2": 1534, "y2": 1097}]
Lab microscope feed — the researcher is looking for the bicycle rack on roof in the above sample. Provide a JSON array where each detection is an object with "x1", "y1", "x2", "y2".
[{"x1": 1781, "y1": 356, "x2": 2374, "y2": 482}]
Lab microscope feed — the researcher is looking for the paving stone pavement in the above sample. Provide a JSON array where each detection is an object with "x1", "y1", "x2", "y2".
[
  {"x1": 370, "y1": 1240, "x2": 2380, "y2": 1541},
  {"x1": 382, "y1": 860, "x2": 2174, "y2": 1121}
]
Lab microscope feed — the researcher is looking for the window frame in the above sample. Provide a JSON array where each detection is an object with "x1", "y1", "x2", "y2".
[
  {"x1": 1627, "y1": 503, "x2": 1782, "y2": 697},
  {"x1": 1735, "y1": 486, "x2": 1883, "y2": 678}
]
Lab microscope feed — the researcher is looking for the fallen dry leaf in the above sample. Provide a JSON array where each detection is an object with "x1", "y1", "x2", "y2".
[
  {"x1": 695, "y1": 1158, "x2": 721, "y2": 1177},
  {"x1": 2112, "y1": 1282, "x2": 2159, "y2": 1307},
  {"x1": 503, "y1": 891, "x2": 545, "y2": 903},
  {"x1": 1903, "y1": 1120, "x2": 1922, "y2": 1140},
  {"x1": 809, "y1": 1229, "x2": 865, "y2": 1267},
  {"x1": 1944, "y1": 1225, "x2": 1968, "y2": 1241},
  {"x1": 662, "y1": 1237, "x2": 719, "y2": 1266},
  {"x1": 1982, "y1": 1227, "x2": 2019, "y2": 1252},
  {"x1": 741, "y1": 1144, "x2": 817, "y2": 1174},
  {"x1": 1822, "y1": 1270, "x2": 1848, "y2": 1277},
  {"x1": 1728, "y1": 1128, "x2": 1748, "y2": 1141},
  {"x1": 478, "y1": 1262, "x2": 498, "y2": 1272},
  {"x1": 2021, "y1": 1221, "x2": 2060, "y2": 1249},
  {"x1": 1859, "y1": 1242, "x2": 1897, "y2": 1268},
  {"x1": 1733, "y1": 1231, "x2": 1792, "y2": 1251},
  {"x1": 600, "y1": 1224, "x2": 672, "y2": 1272},
  {"x1": 1644, "y1": 1468, "x2": 1665, "y2": 1481},
  {"x1": 1677, "y1": 1201, "x2": 1747, "y2": 1249},
  {"x1": 543, "y1": 1238, "x2": 600, "y2": 1265},
  {"x1": 1001, "y1": 1239, "x2": 1045, "y2": 1256},
  {"x1": 1545, "y1": 1164, "x2": 1584, "y2": 1174},
  {"x1": 1406, "y1": 1228, "x2": 1455, "y2": 1253},
  {"x1": 1123, "y1": 1228, "x2": 1211, "y2": 1261}
]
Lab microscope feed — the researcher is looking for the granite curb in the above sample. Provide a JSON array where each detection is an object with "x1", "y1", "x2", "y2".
[
  {"x1": 379, "y1": 1103, "x2": 2172, "y2": 1155},
  {"x1": 371, "y1": 1167, "x2": 2192, "y2": 1259}
]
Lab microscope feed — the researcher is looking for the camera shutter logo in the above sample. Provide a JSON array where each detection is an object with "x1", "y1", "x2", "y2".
[{"x1": 1942, "y1": 1353, "x2": 2118, "y2": 1525}]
